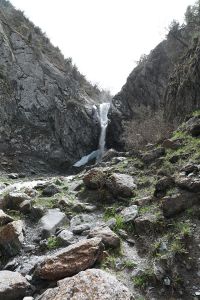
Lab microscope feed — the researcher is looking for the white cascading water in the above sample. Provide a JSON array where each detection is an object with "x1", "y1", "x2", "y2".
[
  {"x1": 73, "y1": 102, "x2": 110, "y2": 167},
  {"x1": 96, "y1": 102, "x2": 110, "y2": 162}
]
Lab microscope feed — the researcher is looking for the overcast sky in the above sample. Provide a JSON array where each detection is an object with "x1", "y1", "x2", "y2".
[{"x1": 10, "y1": 0, "x2": 195, "y2": 94}]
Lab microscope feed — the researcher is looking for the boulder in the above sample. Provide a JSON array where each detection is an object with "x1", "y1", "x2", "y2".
[
  {"x1": 56, "y1": 230, "x2": 75, "y2": 246},
  {"x1": 0, "y1": 210, "x2": 14, "y2": 226},
  {"x1": 37, "y1": 269, "x2": 132, "y2": 300},
  {"x1": 185, "y1": 116, "x2": 200, "y2": 137},
  {"x1": 134, "y1": 213, "x2": 160, "y2": 235},
  {"x1": 19, "y1": 201, "x2": 32, "y2": 214},
  {"x1": 161, "y1": 192, "x2": 199, "y2": 217},
  {"x1": 120, "y1": 205, "x2": 138, "y2": 223},
  {"x1": 2, "y1": 192, "x2": 31, "y2": 210},
  {"x1": 34, "y1": 238, "x2": 104, "y2": 281},
  {"x1": 0, "y1": 220, "x2": 24, "y2": 257},
  {"x1": 176, "y1": 177, "x2": 200, "y2": 193},
  {"x1": 70, "y1": 214, "x2": 96, "y2": 232},
  {"x1": 38, "y1": 209, "x2": 66, "y2": 238},
  {"x1": 141, "y1": 147, "x2": 165, "y2": 164},
  {"x1": 88, "y1": 226, "x2": 120, "y2": 248},
  {"x1": 180, "y1": 163, "x2": 199, "y2": 175},
  {"x1": 162, "y1": 139, "x2": 182, "y2": 150},
  {"x1": 42, "y1": 184, "x2": 60, "y2": 197},
  {"x1": 83, "y1": 168, "x2": 105, "y2": 189},
  {"x1": 106, "y1": 173, "x2": 136, "y2": 198},
  {"x1": 0, "y1": 271, "x2": 30, "y2": 300},
  {"x1": 154, "y1": 176, "x2": 174, "y2": 197}
]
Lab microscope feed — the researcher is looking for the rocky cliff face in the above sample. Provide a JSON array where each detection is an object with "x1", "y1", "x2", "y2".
[
  {"x1": 0, "y1": 0, "x2": 101, "y2": 170},
  {"x1": 107, "y1": 20, "x2": 200, "y2": 149},
  {"x1": 164, "y1": 38, "x2": 200, "y2": 122}
]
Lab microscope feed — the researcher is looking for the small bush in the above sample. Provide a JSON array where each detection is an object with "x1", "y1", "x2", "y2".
[{"x1": 122, "y1": 107, "x2": 173, "y2": 151}]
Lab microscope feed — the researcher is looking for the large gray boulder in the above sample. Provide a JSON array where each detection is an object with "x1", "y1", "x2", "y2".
[
  {"x1": 0, "y1": 271, "x2": 30, "y2": 300},
  {"x1": 34, "y1": 238, "x2": 104, "y2": 281},
  {"x1": 106, "y1": 173, "x2": 136, "y2": 198},
  {"x1": 38, "y1": 269, "x2": 132, "y2": 300},
  {"x1": 38, "y1": 209, "x2": 66, "y2": 238}
]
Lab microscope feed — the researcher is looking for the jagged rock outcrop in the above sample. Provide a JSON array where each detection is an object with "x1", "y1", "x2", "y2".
[
  {"x1": 107, "y1": 35, "x2": 186, "y2": 148},
  {"x1": 164, "y1": 38, "x2": 200, "y2": 122},
  {"x1": 0, "y1": 1, "x2": 101, "y2": 170}
]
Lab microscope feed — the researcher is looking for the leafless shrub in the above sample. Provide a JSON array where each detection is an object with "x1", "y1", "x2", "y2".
[{"x1": 122, "y1": 106, "x2": 174, "y2": 151}]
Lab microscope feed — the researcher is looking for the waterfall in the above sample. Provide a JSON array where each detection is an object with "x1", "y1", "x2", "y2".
[
  {"x1": 96, "y1": 102, "x2": 110, "y2": 162},
  {"x1": 73, "y1": 102, "x2": 110, "y2": 167}
]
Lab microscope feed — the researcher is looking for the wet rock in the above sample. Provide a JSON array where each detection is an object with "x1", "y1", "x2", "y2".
[
  {"x1": 88, "y1": 226, "x2": 120, "y2": 248},
  {"x1": 34, "y1": 237, "x2": 104, "y2": 281},
  {"x1": 106, "y1": 173, "x2": 136, "y2": 198},
  {"x1": 154, "y1": 176, "x2": 174, "y2": 197},
  {"x1": 141, "y1": 147, "x2": 165, "y2": 164},
  {"x1": 83, "y1": 168, "x2": 105, "y2": 189},
  {"x1": 42, "y1": 184, "x2": 60, "y2": 197},
  {"x1": 120, "y1": 205, "x2": 138, "y2": 223},
  {"x1": 0, "y1": 271, "x2": 30, "y2": 300},
  {"x1": 56, "y1": 229, "x2": 75, "y2": 246},
  {"x1": 19, "y1": 200, "x2": 32, "y2": 214},
  {"x1": 2, "y1": 192, "x2": 31, "y2": 210},
  {"x1": 0, "y1": 210, "x2": 14, "y2": 226},
  {"x1": 0, "y1": 220, "x2": 24, "y2": 257},
  {"x1": 176, "y1": 176, "x2": 200, "y2": 192},
  {"x1": 39, "y1": 209, "x2": 66, "y2": 238},
  {"x1": 37, "y1": 268, "x2": 132, "y2": 300},
  {"x1": 134, "y1": 213, "x2": 160, "y2": 235},
  {"x1": 161, "y1": 192, "x2": 199, "y2": 217}
]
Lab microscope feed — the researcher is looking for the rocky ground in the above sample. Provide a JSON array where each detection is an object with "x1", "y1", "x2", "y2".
[{"x1": 0, "y1": 113, "x2": 199, "y2": 300}]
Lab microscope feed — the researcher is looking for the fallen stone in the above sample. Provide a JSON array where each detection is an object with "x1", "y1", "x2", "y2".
[
  {"x1": 161, "y1": 192, "x2": 199, "y2": 217},
  {"x1": 134, "y1": 213, "x2": 160, "y2": 235},
  {"x1": 181, "y1": 163, "x2": 199, "y2": 175},
  {"x1": 0, "y1": 270, "x2": 30, "y2": 300},
  {"x1": 0, "y1": 220, "x2": 24, "y2": 257},
  {"x1": 120, "y1": 205, "x2": 138, "y2": 223},
  {"x1": 141, "y1": 147, "x2": 165, "y2": 164},
  {"x1": 162, "y1": 138, "x2": 182, "y2": 150},
  {"x1": 2, "y1": 192, "x2": 31, "y2": 210},
  {"x1": 39, "y1": 209, "x2": 66, "y2": 238},
  {"x1": 83, "y1": 168, "x2": 105, "y2": 189},
  {"x1": 19, "y1": 200, "x2": 32, "y2": 214},
  {"x1": 37, "y1": 269, "x2": 132, "y2": 300},
  {"x1": 88, "y1": 226, "x2": 120, "y2": 248},
  {"x1": 106, "y1": 173, "x2": 136, "y2": 198},
  {"x1": 34, "y1": 237, "x2": 104, "y2": 281},
  {"x1": 70, "y1": 214, "x2": 95, "y2": 231},
  {"x1": 56, "y1": 229, "x2": 75, "y2": 246},
  {"x1": 176, "y1": 177, "x2": 200, "y2": 193},
  {"x1": 42, "y1": 184, "x2": 60, "y2": 197},
  {"x1": 0, "y1": 210, "x2": 14, "y2": 226},
  {"x1": 8, "y1": 173, "x2": 19, "y2": 179},
  {"x1": 154, "y1": 176, "x2": 174, "y2": 197}
]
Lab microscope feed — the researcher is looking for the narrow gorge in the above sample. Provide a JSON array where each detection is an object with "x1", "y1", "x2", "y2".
[{"x1": 0, "y1": 1, "x2": 200, "y2": 300}]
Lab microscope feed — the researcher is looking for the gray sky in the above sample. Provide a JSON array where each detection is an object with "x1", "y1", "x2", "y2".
[{"x1": 10, "y1": 0, "x2": 195, "y2": 94}]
